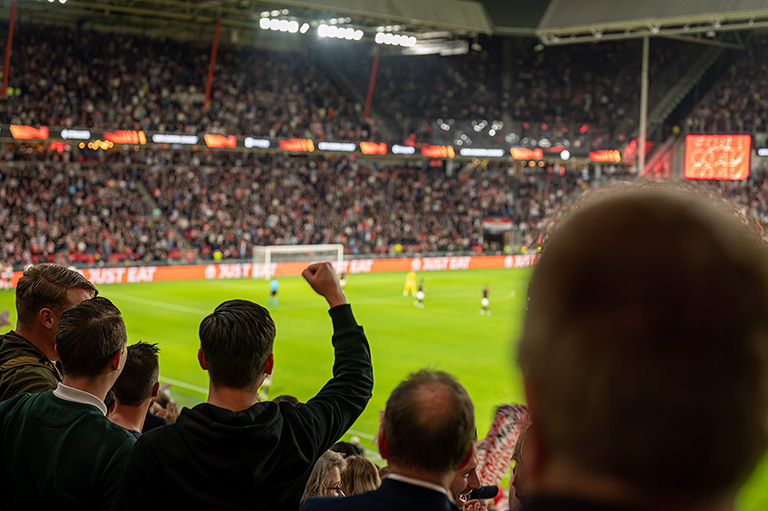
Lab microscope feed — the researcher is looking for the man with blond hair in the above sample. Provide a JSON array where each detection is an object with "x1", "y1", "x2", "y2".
[{"x1": 519, "y1": 188, "x2": 768, "y2": 511}]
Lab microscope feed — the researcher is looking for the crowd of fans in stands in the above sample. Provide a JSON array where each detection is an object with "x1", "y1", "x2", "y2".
[
  {"x1": 1, "y1": 24, "x2": 373, "y2": 142},
  {"x1": 686, "y1": 36, "x2": 768, "y2": 134},
  {"x1": 5, "y1": 144, "x2": 768, "y2": 270},
  {"x1": 0, "y1": 150, "x2": 595, "y2": 268},
  {"x1": 0, "y1": 151, "x2": 179, "y2": 267},
  {"x1": 0, "y1": 23, "x2": 699, "y2": 152}
]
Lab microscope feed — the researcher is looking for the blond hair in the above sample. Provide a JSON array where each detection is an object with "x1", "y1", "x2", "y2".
[{"x1": 341, "y1": 456, "x2": 381, "y2": 496}]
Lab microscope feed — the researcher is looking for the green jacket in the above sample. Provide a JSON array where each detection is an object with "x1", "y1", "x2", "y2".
[
  {"x1": 0, "y1": 330, "x2": 62, "y2": 401},
  {"x1": 0, "y1": 390, "x2": 136, "y2": 510}
]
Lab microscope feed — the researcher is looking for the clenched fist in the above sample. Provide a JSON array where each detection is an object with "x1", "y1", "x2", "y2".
[{"x1": 302, "y1": 262, "x2": 347, "y2": 308}]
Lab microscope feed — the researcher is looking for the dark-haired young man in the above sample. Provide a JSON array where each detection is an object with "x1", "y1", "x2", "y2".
[
  {"x1": 0, "y1": 297, "x2": 134, "y2": 510},
  {"x1": 108, "y1": 341, "x2": 160, "y2": 438},
  {"x1": 305, "y1": 369, "x2": 475, "y2": 511},
  {"x1": 113, "y1": 262, "x2": 373, "y2": 511},
  {"x1": 0, "y1": 263, "x2": 97, "y2": 400}
]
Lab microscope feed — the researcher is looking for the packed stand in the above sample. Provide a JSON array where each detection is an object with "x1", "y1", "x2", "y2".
[
  {"x1": 0, "y1": 148, "x2": 623, "y2": 268},
  {"x1": 143, "y1": 152, "x2": 589, "y2": 259},
  {"x1": 0, "y1": 150, "x2": 180, "y2": 267},
  {"x1": 346, "y1": 39, "x2": 643, "y2": 150},
  {"x1": 0, "y1": 23, "x2": 373, "y2": 141},
  {"x1": 686, "y1": 35, "x2": 768, "y2": 134}
]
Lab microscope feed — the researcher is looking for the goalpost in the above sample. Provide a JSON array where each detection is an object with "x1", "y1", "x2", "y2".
[{"x1": 252, "y1": 244, "x2": 345, "y2": 279}]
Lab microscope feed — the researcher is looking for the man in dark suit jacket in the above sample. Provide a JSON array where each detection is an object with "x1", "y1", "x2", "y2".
[
  {"x1": 518, "y1": 189, "x2": 768, "y2": 511},
  {"x1": 304, "y1": 369, "x2": 475, "y2": 511}
]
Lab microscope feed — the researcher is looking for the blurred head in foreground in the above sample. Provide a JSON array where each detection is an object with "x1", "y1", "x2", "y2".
[{"x1": 519, "y1": 187, "x2": 768, "y2": 511}]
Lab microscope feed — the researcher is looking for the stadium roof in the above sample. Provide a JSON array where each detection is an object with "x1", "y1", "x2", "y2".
[
  {"x1": 536, "y1": 0, "x2": 768, "y2": 45},
  {"x1": 2, "y1": 0, "x2": 764, "y2": 46},
  {"x1": 0, "y1": 0, "x2": 549, "y2": 36}
]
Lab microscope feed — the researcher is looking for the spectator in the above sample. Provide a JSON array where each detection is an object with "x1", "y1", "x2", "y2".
[
  {"x1": 0, "y1": 296, "x2": 134, "y2": 509},
  {"x1": 0, "y1": 263, "x2": 96, "y2": 401},
  {"x1": 330, "y1": 440, "x2": 365, "y2": 458},
  {"x1": 112, "y1": 262, "x2": 373, "y2": 511},
  {"x1": 449, "y1": 433, "x2": 483, "y2": 510},
  {"x1": 108, "y1": 341, "x2": 161, "y2": 438},
  {"x1": 508, "y1": 426, "x2": 530, "y2": 511},
  {"x1": 342, "y1": 455, "x2": 382, "y2": 496},
  {"x1": 145, "y1": 382, "x2": 180, "y2": 429},
  {"x1": 518, "y1": 188, "x2": 768, "y2": 510},
  {"x1": 301, "y1": 450, "x2": 348, "y2": 507},
  {"x1": 304, "y1": 369, "x2": 475, "y2": 511}
]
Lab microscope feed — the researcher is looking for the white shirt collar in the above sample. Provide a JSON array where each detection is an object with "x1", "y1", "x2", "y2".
[
  {"x1": 53, "y1": 382, "x2": 108, "y2": 416},
  {"x1": 387, "y1": 473, "x2": 450, "y2": 498}
]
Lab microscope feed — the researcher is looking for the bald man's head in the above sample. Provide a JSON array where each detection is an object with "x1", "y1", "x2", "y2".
[
  {"x1": 382, "y1": 369, "x2": 474, "y2": 475},
  {"x1": 520, "y1": 187, "x2": 768, "y2": 501}
]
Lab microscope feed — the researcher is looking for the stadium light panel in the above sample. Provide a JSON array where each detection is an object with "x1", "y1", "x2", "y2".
[{"x1": 300, "y1": 23, "x2": 310, "y2": 34}]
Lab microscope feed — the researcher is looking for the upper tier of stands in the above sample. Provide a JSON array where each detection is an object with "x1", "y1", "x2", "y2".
[
  {"x1": 0, "y1": 23, "x2": 696, "y2": 151},
  {"x1": 686, "y1": 35, "x2": 768, "y2": 135}
]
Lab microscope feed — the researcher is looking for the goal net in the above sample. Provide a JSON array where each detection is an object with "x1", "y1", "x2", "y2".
[{"x1": 252, "y1": 244, "x2": 344, "y2": 279}]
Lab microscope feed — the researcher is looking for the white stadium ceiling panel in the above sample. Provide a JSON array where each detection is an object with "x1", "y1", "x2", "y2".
[
  {"x1": 538, "y1": 0, "x2": 768, "y2": 43},
  {"x1": 272, "y1": 0, "x2": 495, "y2": 33}
]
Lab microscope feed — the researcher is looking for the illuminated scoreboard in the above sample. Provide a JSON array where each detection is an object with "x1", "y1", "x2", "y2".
[{"x1": 684, "y1": 134, "x2": 751, "y2": 181}]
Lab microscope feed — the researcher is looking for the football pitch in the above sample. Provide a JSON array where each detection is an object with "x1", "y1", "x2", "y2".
[{"x1": 0, "y1": 267, "x2": 766, "y2": 509}]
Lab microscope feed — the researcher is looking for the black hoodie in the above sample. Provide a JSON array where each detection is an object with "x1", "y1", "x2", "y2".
[{"x1": 111, "y1": 304, "x2": 374, "y2": 511}]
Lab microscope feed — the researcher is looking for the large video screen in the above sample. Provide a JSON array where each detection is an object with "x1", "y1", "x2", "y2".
[{"x1": 684, "y1": 134, "x2": 751, "y2": 181}]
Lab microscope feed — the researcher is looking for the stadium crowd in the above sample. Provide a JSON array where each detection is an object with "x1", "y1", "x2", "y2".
[
  {"x1": 0, "y1": 22, "x2": 696, "y2": 152},
  {"x1": 143, "y1": 152, "x2": 587, "y2": 259},
  {"x1": 1, "y1": 186, "x2": 767, "y2": 511},
  {"x1": 686, "y1": 35, "x2": 768, "y2": 134},
  {"x1": 5, "y1": 145, "x2": 768, "y2": 270},
  {"x1": 0, "y1": 151, "x2": 180, "y2": 267},
  {"x1": 0, "y1": 149, "x2": 595, "y2": 268},
  {"x1": 1, "y1": 23, "x2": 373, "y2": 141}
]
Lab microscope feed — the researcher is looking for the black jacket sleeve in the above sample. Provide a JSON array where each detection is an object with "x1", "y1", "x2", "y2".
[{"x1": 299, "y1": 304, "x2": 374, "y2": 457}]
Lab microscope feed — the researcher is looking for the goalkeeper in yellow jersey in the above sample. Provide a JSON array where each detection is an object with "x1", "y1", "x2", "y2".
[{"x1": 403, "y1": 270, "x2": 417, "y2": 297}]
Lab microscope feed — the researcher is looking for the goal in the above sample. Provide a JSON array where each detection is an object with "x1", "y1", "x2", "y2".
[{"x1": 252, "y1": 244, "x2": 345, "y2": 279}]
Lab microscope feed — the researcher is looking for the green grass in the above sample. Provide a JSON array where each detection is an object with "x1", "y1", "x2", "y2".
[{"x1": 0, "y1": 267, "x2": 766, "y2": 509}]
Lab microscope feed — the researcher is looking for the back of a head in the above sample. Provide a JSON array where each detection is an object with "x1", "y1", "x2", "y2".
[
  {"x1": 519, "y1": 187, "x2": 768, "y2": 500},
  {"x1": 112, "y1": 342, "x2": 160, "y2": 407},
  {"x1": 330, "y1": 441, "x2": 364, "y2": 458},
  {"x1": 383, "y1": 369, "x2": 474, "y2": 475},
  {"x1": 199, "y1": 299, "x2": 275, "y2": 389},
  {"x1": 15, "y1": 263, "x2": 96, "y2": 329},
  {"x1": 56, "y1": 297, "x2": 126, "y2": 379},
  {"x1": 342, "y1": 455, "x2": 382, "y2": 496}
]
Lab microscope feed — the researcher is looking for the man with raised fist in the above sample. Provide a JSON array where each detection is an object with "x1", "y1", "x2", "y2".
[{"x1": 113, "y1": 263, "x2": 374, "y2": 511}]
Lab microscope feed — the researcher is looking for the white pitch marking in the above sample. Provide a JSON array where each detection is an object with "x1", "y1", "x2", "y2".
[
  {"x1": 159, "y1": 376, "x2": 208, "y2": 395},
  {"x1": 105, "y1": 292, "x2": 210, "y2": 315}
]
